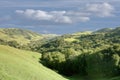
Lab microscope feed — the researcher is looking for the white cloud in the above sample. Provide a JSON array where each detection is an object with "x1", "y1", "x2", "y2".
[
  {"x1": 16, "y1": 9, "x2": 53, "y2": 20},
  {"x1": 86, "y1": 2, "x2": 114, "y2": 17},
  {"x1": 16, "y1": 9, "x2": 72, "y2": 23},
  {"x1": 66, "y1": 11, "x2": 90, "y2": 22},
  {"x1": 15, "y1": 9, "x2": 90, "y2": 24},
  {"x1": 15, "y1": 10, "x2": 24, "y2": 14},
  {"x1": 15, "y1": 3, "x2": 115, "y2": 24}
]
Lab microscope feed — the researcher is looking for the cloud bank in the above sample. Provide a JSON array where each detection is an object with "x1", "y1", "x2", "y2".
[
  {"x1": 86, "y1": 2, "x2": 114, "y2": 17},
  {"x1": 15, "y1": 2, "x2": 114, "y2": 24},
  {"x1": 16, "y1": 9, "x2": 90, "y2": 24}
]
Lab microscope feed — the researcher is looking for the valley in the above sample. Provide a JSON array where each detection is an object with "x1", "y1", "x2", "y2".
[{"x1": 0, "y1": 27, "x2": 120, "y2": 80}]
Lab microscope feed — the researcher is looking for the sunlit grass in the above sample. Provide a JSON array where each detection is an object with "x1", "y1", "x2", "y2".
[
  {"x1": 0, "y1": 45, "x2": 68, "y2": 80},
  {"x1": 0, "y1": 28, "x2": 43, "y2": 45}
]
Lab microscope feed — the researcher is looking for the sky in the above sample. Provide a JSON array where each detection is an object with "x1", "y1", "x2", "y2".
[{"x1": 0, "y1": 0, "x2": 120, "y2": 34}]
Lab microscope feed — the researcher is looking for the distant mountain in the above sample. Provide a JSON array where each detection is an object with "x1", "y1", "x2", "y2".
[
  {"x1": 72, "y1": 31, "x2": 92, "y2": 35},
  {"x1": 110, "y1": 27, "x2": 120, "y2": 36},
  {"x1": 95, "y1": 27, "x2": 120, "y2": 37},
  {"x1": 94, "y1": 28, "x2": 113, "y2": 33}
]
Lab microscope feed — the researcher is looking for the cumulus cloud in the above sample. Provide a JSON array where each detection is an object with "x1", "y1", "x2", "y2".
[
  {"x1": 15, "y1": 9, "x2": 90, "y2": 24},
  {"x1": 15, "y1": 2, "x2": 115, "y2": 24},
  {"x1": 16, "y1": 9, "x2": 53, "y2": 21},
  {"x1": 66, "y1": 11, "x2": 90, "y2": 22},
  {"x1": 86, "y1": 2, "x2": 114, "y2": 17}
]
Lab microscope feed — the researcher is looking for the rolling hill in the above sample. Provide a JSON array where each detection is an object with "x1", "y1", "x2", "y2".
[
  {"x1": 0, "y1": 27, "x2": 120, "y2": 80},
  {"x1": 0, "y1": 28, "x2": 43, "y2": 45},
  {"x1": 0, "y1": 28, "x2": 57, "y2": 45},
  {"x1": 0, "y1": 45, "x2": 68, "y2": 80},
  {"x1": 94, "y1": 28, "x2": 113, "y2": 33},
  {"x1": 34, "y1": 27, "x2": 120, "y2": 80}
]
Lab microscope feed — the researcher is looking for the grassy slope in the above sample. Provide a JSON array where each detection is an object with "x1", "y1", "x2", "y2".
[
  {"x1": 64, "y1": 31, "x2": 92, "y2": 42},
  {"x1": 0, "y1": 45, "x2": 68, "y2": 80},
  {"x1": 0, "y1": 28, "x2": 43, "y2": 45},
  {"x1": 0, "y1": 28, "x2": 58, "y2": 45}
]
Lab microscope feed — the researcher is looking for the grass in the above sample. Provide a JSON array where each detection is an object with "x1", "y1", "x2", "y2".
[
  {"x1": 0, "y1": 45, "x2": 68, "y2": 80},
  {"x1": 64, "y1": 38, "x2": 78, "y2": 42},
  {"x1": 0, "y1": 28, "x2": 58, "y2": 45},
  {"x1": 72, "y1": 31, "x2": 92, "y2": 36},
  {"x1": 64, "y1": 31, "x2": 92, "y2": 43}
]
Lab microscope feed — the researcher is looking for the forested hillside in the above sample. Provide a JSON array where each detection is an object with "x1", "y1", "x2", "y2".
[{"x1": 31, "y1": 27, "x2": 120, "y2": 79}]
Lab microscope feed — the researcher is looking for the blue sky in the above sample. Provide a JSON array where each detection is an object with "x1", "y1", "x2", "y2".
[{"x1": 0, "y1": 0, "x2": 120, "y2": 34}]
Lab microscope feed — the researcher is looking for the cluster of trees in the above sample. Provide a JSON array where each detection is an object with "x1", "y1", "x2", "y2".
[
  {"x1": 41, "y1": 44, "x2": 120, "y2": 77},
  {"x1": 0, "y1": 39, "x2": 19, "y2": 48},
  {"x1": 0, "y1": 39, "x2": 30, "y2": 49},
  {"x1": 38, "y1": 27, "x2": 120, "y2": 77}
]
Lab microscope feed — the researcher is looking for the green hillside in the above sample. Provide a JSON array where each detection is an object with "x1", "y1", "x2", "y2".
[
  {"x1": 94, "y1": 28, "x2": 113, "y2": 33},
  {"x1": 0, "y1": 45, "x2": 68, "y2": 80},
  {"x1": 30, "y1": 27, "x2": 120, "y2": 79},
  {"x1": 1, "y1": 27, "x2": 120, "y2": 80},
  {"x1": 0, "y1": 28, "x2": 43, "y2": 45},
  {"x1": 0, "y1": 28, "x2": 57, "y2": 45}
]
